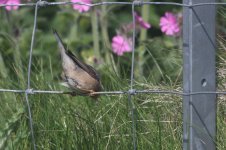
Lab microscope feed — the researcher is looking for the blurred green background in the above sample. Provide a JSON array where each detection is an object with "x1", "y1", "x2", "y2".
[{"x1": 0, "y1": 0, "x2": 225, "y2": 149}]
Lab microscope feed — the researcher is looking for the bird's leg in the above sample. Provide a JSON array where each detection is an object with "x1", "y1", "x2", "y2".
[{"x1": 88, "y1": 90, "x2": 96, "y2": 97}]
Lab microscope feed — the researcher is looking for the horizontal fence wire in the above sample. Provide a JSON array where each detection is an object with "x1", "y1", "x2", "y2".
[
  {"x1": 2, "y1": 88, "x2": 226, "y2": 96},
  {"x1": 2, "y1": 1, "x2": 226, "y2": 7},
  {"x1": 0, "y1": 1, "x2": 226, "y2": 98},
  {"x1": 0, "y1": 1, "x2": 224, "y2": 150}
]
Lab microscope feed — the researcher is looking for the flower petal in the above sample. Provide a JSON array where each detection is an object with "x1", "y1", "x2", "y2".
[
  {"x1": 159, "y1": 12, "x2": 180, "y2": 36},
  {"x1": 111, "y1": 35, "x2": 132, "y2": 56},
  {"x1": 71, "y1": 0, "x2": 91, "y2": 13},
  {"x1": 135, "y1": 12, "x2": 151, "y2": 29}
]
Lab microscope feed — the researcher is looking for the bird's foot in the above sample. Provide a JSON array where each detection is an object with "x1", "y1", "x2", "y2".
[{"x1": 88, "y1": 90, "x2": 97, "y2": 97}]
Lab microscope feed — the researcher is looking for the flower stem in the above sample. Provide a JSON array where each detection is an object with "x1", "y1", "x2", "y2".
[
  {"x1": 140, "y1": 4, "x2": 149, "y2": 41},
  {"x1": 91, "y1": 8, "x2": 100, "y2": 59},
  {"x1": 70, "y1": 13, "x2": 79, "y2": 41},
  {"x1": 100, "y1": 4, "x2": 118, "y2": 75},
  {"x1": 137, "y1": 3, "x2": 150, "y2": 79}
]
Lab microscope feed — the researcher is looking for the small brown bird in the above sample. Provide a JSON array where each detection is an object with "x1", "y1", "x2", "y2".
[{"x1": 53, "y1": 29, "x2": 101, "y2": 97}]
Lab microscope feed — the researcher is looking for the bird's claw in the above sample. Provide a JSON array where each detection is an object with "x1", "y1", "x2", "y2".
[{"x1": 88, "y1": 91, "x2": 96, "y2": 97}]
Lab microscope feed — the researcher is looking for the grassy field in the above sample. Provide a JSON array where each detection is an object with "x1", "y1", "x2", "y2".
[
  {"x1": 0, "y1": 66, "x2": 183, "y2": 149},
  {"x1": 0, "y1": 49, "x2": 226, "y2": 149}
]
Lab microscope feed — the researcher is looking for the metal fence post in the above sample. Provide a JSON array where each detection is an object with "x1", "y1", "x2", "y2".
[{"x1": 183, "y1": 0, "x2": 216, "y2": 149}]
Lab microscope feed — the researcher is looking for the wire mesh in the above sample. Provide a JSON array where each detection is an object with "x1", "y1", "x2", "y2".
[{"x1": 0, "y1": 1, "x2": 224, "y2": 150}]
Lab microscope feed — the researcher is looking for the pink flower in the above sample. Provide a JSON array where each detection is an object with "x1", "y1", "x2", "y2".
[
  {"x1": 5, "y1": 0, "x2": 20, "y2": 11},
  {"x1": 160, "y1": 12, "x2": 180, "y2": 36},
  {"x1": 0, "y1": 0, "x2": 7, "y2": 4},
  {"x1": 71, "y1": 0, "x2": 91, "y2": 13},
  {"x1": 135, "y1": 12, "x2": 151, "y2": 29},
  {"x1": 111, "y1": 35, "x2": 132, "y2": 56}
]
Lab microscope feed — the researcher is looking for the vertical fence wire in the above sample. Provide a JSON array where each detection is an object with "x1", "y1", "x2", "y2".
[
  {"x1": 128, "y1": 2, "x2": 138, "y2": 149},
  {"x1": 24, "y1": 1, "x2": 41, "y2": 150},
  {"x1": 25, "y1": 94, "x2": 36, "y2": 150}
]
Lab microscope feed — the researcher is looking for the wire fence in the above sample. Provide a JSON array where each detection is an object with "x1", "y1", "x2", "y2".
[{"x1": 0, "y1": 0, "x2": 225, "y2": 150}]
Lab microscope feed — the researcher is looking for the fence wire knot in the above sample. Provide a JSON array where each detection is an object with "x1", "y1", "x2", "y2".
[
  {"x1": 128, "y1": 89, "x2": 136, "y2": 95},
  {"x1": 26, "y1": 88, "x2": 34, "y2": 94},
  {"x1": 37, "y1": 1, "x2": 48, "y2": 7},
  {"x1": 133, "y1": 0, "x2": 143, "y2": 6}
]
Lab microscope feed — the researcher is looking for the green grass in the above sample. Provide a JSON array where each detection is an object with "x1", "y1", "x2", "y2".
[
  {"x1": 0, "y1": 34, "x2": 225, "y2": 150},
  {"x1": 0, "y1": 53, "x2": 226, "y2": 149},
  {"x1": 0, "y1": 57, "x2": 183, "y2": 149},
  {"x1": 0, "y1": 43, "x2": 226, "y2": 149}
]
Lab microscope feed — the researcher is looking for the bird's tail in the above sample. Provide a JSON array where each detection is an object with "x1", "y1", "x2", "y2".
[{"x1": 52, "y1": 29, "x2": 67, "y2": 54}]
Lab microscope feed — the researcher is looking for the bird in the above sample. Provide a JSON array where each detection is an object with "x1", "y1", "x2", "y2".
[{"x1": 53, "y1": 29, "x2": 101, "y2": 98}]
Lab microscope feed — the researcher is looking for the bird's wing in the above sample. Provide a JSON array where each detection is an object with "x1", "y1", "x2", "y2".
[
  {"x1": 66, "y1": 50, "x2": 100, "y2": 81},
  {"x1": 53, "y1": 29, "x2": 100, "y2": 81}
]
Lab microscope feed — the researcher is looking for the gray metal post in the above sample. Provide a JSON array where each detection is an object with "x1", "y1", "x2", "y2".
[{"x1": 183, "y1": 0, "x2": 216, "y2": 150}]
